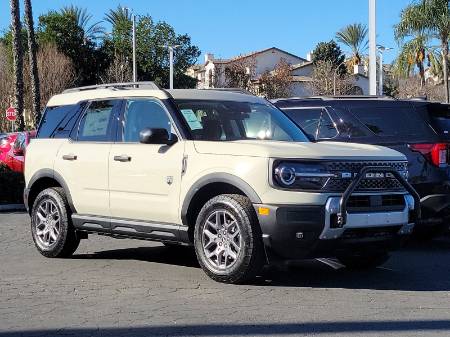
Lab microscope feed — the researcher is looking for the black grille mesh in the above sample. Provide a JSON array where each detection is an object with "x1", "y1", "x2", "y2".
[{"x1": 324, "y1": 161, "x2": 408, "y2": 192}]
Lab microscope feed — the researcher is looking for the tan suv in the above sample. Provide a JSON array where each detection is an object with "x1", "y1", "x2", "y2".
[{"x1": 24, "y1": 82, "x2": 420, "y2": 283}]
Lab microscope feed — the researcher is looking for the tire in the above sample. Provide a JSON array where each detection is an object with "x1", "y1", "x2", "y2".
[
  {"x1": 194, "y1": 194, "x2": 265, "y2": 284},
  {"x1": 31, "y1": 187, "x2": 80, "y2": 258},
  {"x1": 337, "y1": 251, "x2": 390, "y2": 270}
]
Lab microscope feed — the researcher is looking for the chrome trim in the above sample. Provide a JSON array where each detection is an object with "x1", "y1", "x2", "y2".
[{"x1": 319, "y1": 195, "x2": 414, "y2": 240}]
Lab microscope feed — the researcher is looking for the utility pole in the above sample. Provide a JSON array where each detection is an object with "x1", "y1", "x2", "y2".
[
  {"x1": 369, "y1": 0, "x2": 377, "y2": 95},
  {"x1": 377, "y1": 45, "x2": 393, "y2": 95}
]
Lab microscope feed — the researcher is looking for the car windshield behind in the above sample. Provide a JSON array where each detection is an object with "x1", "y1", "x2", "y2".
[{"x1": 175, "y1": 100, "x2": 309, "y2": 142}]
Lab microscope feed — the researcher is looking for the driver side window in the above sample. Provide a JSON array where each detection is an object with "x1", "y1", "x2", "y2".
[{"x1": 122, "y1": 99, "x2": 172, "y2": 142}]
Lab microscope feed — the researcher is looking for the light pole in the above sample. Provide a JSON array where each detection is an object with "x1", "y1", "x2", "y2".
[
  {"x1": 123, "y1": 7, "x2": 137, "y2": 82},
  {"x1": 377, "y1": 45, "x2": 393, "y2": 95},
  {"x1": 161, "y1": 44, "x2": 180, "y2": 89},
  {"x1": 369, "y1": 0, "x2": 377, "y2": 95}
]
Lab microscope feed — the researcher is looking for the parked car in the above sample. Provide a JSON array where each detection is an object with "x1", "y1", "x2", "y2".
[
  {"x1": 3, "y1": 131, "x2": 36, "y2": 173},
  {"x1": 0, "y1": 132, "x2": 18, "y2": 163},
  {"x1": 24, "y1": 83, "x2": 419, "y2": 283},
  {"x1": 273, "y1": 96, "x2": 450, "y2": 238}
]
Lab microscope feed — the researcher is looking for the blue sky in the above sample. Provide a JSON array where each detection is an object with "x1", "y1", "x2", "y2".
[{"x1": 0, "y1": 0, "x2": 413, "y2": 64}]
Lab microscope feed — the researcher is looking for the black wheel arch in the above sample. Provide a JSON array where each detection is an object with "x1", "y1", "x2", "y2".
[
  {"x1": 26, "y1": 169, "x2": 76, "y2": 214},
  {"x1": 181, "y1": 173, "x2": 262, "y2": 238}
]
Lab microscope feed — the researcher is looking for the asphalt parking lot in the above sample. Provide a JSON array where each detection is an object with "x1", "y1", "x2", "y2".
[{"x1": 1, "y1": 212, "x2": 450, "y2": 337}]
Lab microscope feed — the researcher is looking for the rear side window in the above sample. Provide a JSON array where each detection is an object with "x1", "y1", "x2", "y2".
[
  {"x1": 37, "y1": 104, "x2": 82, "y2": 138},
  {"x1": 77, "y1": 100, "x2": 117, "y2": 142},
  {"x1": 284, "y1": 108, "x2": 338, "y2": 140},
  {"x1": 350, "y1": 106, "x2": 431, "y2": 137}
]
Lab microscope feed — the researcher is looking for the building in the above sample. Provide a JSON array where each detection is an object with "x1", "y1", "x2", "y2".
[{"x1": 187, "y1": 47, "x2": 369, "y2": 97}]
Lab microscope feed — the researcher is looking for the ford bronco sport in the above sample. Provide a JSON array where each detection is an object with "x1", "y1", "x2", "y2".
[{"x1": 24, "y1": 82, "x2": 420, "y2": 284}]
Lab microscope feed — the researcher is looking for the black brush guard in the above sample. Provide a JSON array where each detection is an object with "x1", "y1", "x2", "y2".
[{"x1": 337, "y1": 166, "x2": 421, "y2": 226}]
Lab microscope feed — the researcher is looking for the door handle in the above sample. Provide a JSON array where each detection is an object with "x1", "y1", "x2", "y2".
[
  {"x1": 114, "y1": 155, "x2": 132, "y2": 162},
  {"x1": 62, "y1": 154, "x2": 77, "y2": 161}
]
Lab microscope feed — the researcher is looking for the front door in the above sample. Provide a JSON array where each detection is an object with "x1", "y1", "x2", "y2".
[{"x1": 109, "y1": 98, "x2": 184, "y2": 225}]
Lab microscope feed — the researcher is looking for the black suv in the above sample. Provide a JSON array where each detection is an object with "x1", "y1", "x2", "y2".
[{"x1": 273, "y1": 97, "x2": 450, "y2": 237}]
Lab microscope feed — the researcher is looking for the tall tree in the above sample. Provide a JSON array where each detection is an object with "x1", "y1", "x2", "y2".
[
  {"x1": 335, "y1": 23, "x2": 368, "y2": 66},
  {"x1": 312, "y1": 40, "x2": 346, "y2": 74},
  {"x1": 10, "y1": 0, "x2": 24, "y2": 131},
  {"x1": 24, "y1": 0, "x2": 41, "y2": 126},
  {"x1": 395, "y1": 0, "x2": 450, "y2": 102},
  {"x1": 61, "y1": 5, "x2": 105, "y2": 41}
]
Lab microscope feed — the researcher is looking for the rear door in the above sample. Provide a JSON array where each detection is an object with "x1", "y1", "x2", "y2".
[
  {"x1": 54, "y1": 99, "x2": 121, "y2": 222},
  {"x1": 282, "y1": 107, "x2": 338, "y2": 140}
]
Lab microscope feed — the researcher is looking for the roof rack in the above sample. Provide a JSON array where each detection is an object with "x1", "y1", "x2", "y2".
[{"x1": 63, "y1": 81, "x2": 160, "y2": 93}]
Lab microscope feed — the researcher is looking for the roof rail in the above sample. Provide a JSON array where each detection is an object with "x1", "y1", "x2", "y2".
[
  {"x1": 272, "y1": 95, "x2": 396, "y2": 102},
  {"x1": 63, "y1": 81, "x2": 160, "y2": 93},
  {"x1": 203, "y1": 88, "x2": 255, "y2": 95}
]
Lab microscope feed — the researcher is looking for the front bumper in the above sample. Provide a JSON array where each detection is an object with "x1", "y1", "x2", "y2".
[
  {"x1": 255, "y1": 195, "x2": 415, "y2": 260},
  {"x1": 255, "y1": 165, "x2": 421, "y2": 260}
]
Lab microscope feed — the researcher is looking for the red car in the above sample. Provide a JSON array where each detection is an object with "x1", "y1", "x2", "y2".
[
  {"x1": 3, "y1": 131, "x2": 36, "y2": 173},
  {"x1": 0, "y1": 133, "x2": 18, "y2": 163}
]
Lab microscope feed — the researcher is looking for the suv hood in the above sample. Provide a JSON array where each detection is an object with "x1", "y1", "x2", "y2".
[{"x1": 193, "y1": 140, "x2": 406, "y2": 161}]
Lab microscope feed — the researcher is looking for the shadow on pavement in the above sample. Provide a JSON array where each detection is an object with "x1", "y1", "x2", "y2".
[
  {"x1": 2, "y1": 320, "x2": 450, "y2": 336},
  {"x1": 71, "y1": 237, "x2": 450, "y2": 292}
]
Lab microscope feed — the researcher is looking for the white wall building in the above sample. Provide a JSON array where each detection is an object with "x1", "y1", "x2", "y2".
[{"x1": 187, "y1": 47, "x2": 369, "y2": 97}]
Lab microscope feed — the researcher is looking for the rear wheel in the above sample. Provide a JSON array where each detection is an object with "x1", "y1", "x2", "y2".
[
  {"x1": 337, "y1": 251, "x2": 390, "y2": 270},
  {"x1": 31, "y1": 187, "x2": 80, "y2": 258},
  {"x1": 194, "y1": 194, "x2": 265, "y2": 284}
]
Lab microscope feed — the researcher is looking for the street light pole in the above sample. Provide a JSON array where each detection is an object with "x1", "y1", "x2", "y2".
[
  {"x1": 123, "y1": 7, "x2": 137, "y2": 82},
  {"x1": 132, "y1": 13, "x2": 137, "y2": 82},
  {"x1": 369, "y1": 0, "x2": 377, "y2": 95},
  {"x1": 377, "y1": 45, "x2": 393, "y2": 95},
  {"x1": 161, "y1": 44, "x2": 180, "y2": 89}
]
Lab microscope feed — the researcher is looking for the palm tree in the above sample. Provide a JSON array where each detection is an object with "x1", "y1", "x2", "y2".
[
  {"x1": 335, "y1": 23, "x2": 368, "y2": 66},
  {"x1": 24, "y1": 0, "x2": 41, "y2": 126},
  {"x1": 395, "y1": 0, "x2": 450, "y2": 102},
  {"x1": 393, "y1": 34, "x2": 429, "y2": 87},
  {"x1": 10, "y1": 0, "x2": 24, "y2": 131},
  {"x1": 422, "y1": 0, "x2": 449, "y2": 103},
  {"x1": 61, "y1": 5, "x2": 104, "y2": 41},
  {"x1": 104, "y1": 6, "x2": 132, "y2": 27}
]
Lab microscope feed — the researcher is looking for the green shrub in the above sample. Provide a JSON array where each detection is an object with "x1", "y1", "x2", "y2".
[{"x1": 0, "y1": 164, "x2": 25, "y2": 205}]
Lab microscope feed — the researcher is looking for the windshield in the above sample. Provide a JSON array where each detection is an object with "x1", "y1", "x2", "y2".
[{"x1": 175, "y1": 99, "x2": 309, "y2": 142}]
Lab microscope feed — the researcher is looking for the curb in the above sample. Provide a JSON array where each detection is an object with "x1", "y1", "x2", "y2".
[{"x1": 0, "y1": 204, "x2": 26, "y2": 212}]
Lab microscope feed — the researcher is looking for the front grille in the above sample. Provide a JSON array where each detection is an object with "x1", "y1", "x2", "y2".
[
  {"x1": 347, "y1": 194, "x2": 406, "y2": 213},
  {"x1": 324, "y1": 161, "x2": 408, "y2": 192}
]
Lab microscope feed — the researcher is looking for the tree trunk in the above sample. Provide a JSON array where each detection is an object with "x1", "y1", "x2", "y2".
[
  {"x1": 24, "y1": 0, "x2": 41, "y2": 127},
  {"x1": 10, "y1": 0, "x2": 24, "y2": 131},
  {"x1": 442, "y1": 41, "x2": 449, "y2": 103}
]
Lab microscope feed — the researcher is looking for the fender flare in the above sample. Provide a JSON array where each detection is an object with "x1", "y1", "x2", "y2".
[
  {"x1": 180, "y1": 173, "x2": 262, "y2": 227},
  {"x1": 27, "y1": 169, "x2": 77, "y2": 213}
]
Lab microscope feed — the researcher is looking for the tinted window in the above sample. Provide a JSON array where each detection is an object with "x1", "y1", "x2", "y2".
[
  {"x1": 318, "y1": 111, "x2": 338, "y2": 139},
  {"x1": 37, "y1": 104, "x2": 81, "y2": 138},
  {"x1": 284, "y1": 108, "x2": 321, "y2": 139},
  {"x1": 176, "y1": 100, "x2": 308, "y2": 142},
  {"x1": 122, "y1": 99, "x2": 172, "y2": 142},
  {"x1": 350, "y1": 106, "x2": 431, "y2": 137},
  {"x1": 77, "y1": 100, "x2": 115, "y2": 142}
]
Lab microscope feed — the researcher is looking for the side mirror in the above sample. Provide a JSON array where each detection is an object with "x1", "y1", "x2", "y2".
[{"x1": 139, "y1": 128, "x2": 178, "y2": 145}]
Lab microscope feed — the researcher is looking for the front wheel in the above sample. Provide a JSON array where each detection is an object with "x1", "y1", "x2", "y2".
[
  {"x1": 194, "y1": 194, "x2": 265, "y2": 284},
  {"x1": 337, "y1": 251, "x2": 390, "y2": 270}
]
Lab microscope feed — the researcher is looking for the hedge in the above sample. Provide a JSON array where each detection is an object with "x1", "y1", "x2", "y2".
[{"x1": 0, "y1": 164, "x2": 25, "y2": 205}]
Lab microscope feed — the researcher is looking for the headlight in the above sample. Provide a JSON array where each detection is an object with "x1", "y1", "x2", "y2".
[{"x1": 273, "y1": 161, "x2": 336, "y2": 190}]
